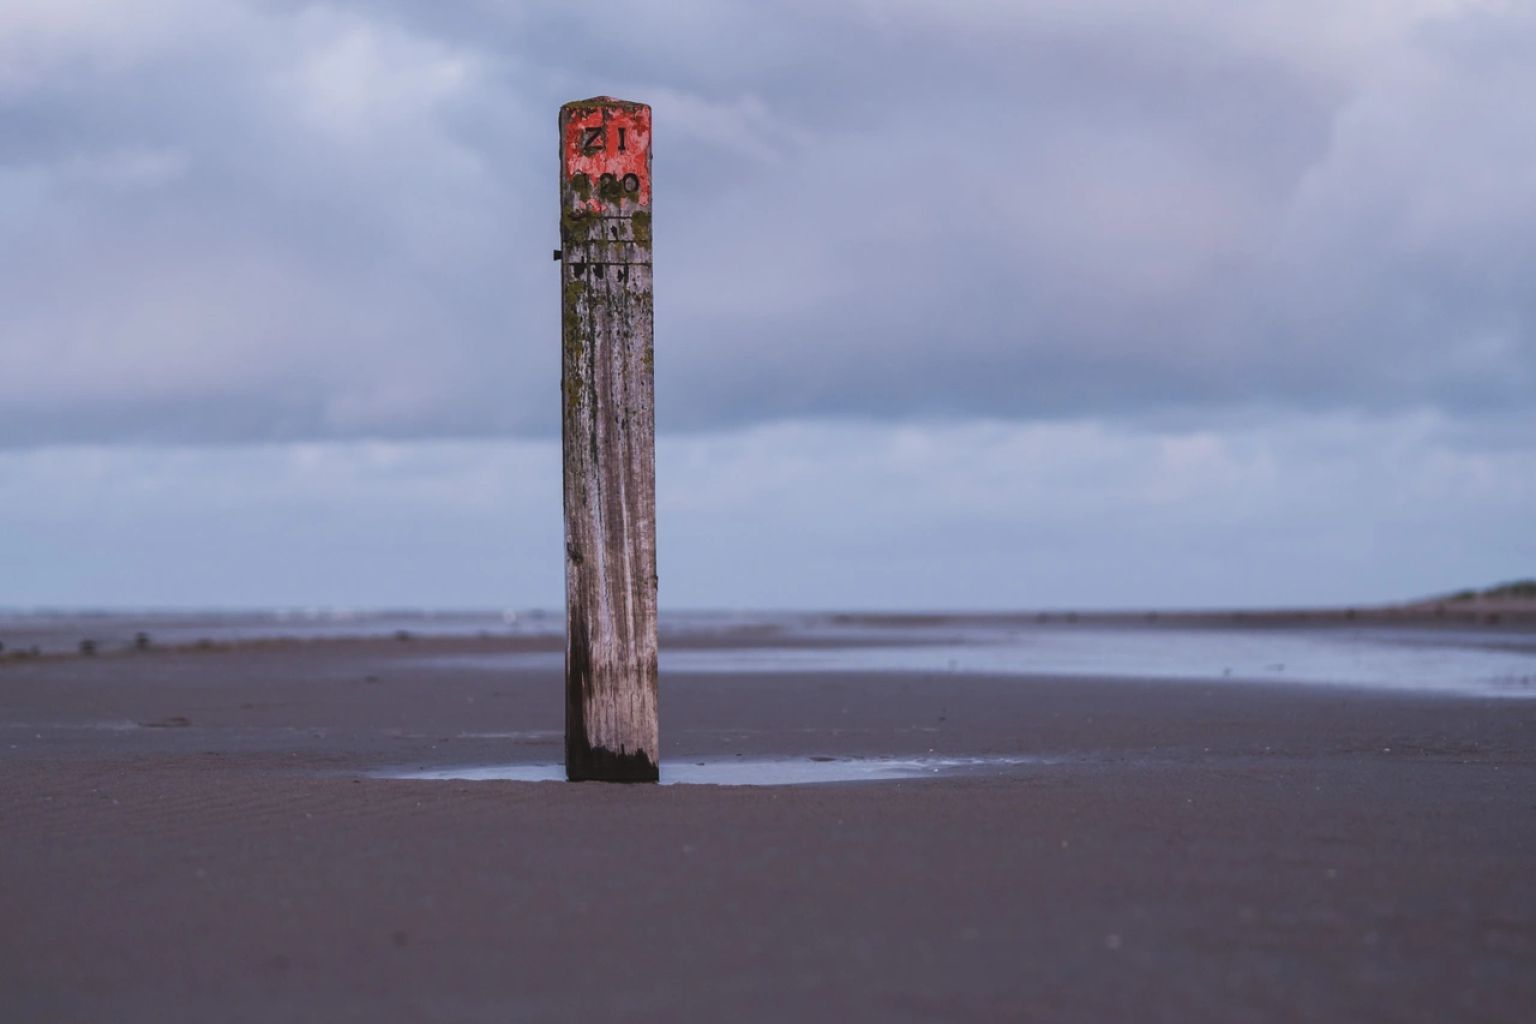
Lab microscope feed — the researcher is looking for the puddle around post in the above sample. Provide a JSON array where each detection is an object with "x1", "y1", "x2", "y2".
[{"x1": 372, "y1": 755, "x2": 1047, "y2": 786}]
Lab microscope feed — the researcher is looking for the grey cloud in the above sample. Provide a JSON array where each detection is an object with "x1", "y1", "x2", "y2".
[{"x1": 1, "y1": 1, "x2": 1533, "y2": 446}]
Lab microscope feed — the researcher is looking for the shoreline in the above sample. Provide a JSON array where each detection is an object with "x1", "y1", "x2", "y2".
[{"x1": 3, "y1": 601, "x2": 1533, "y2": 664}]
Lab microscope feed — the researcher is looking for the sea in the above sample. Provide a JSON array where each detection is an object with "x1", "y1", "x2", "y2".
[{"x1": 2, "y1": 608, "x2": 1532, "y2": 699}]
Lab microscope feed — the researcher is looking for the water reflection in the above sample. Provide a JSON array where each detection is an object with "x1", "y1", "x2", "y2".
[
  {"x1": 376, "y1": 755, "x2": 1046, "y2": 786},
  {"x1": 663, "y1": 627, "x2": 1536, "y2": 697},
  {"x1": 422, "y1": 624, "x2": 1536, "y2": 698}
]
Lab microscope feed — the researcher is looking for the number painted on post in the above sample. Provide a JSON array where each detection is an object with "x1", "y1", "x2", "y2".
[{"x1": 562, "y1": 101, "x2": 651, "y2": 208}]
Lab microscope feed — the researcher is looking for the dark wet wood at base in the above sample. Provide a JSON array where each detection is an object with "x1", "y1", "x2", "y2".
[{"x1": 565, "y1": 744, "x2": 660, "y2": 784}]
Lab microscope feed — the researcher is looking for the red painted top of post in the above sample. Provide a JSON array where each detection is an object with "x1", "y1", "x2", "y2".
[{"x1": 561, "y1": 98, "x2": 651, "y2": 209}]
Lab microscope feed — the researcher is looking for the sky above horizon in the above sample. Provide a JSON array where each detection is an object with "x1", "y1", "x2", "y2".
[{"x1": 2, "y1": 0, "x2": 1532, "y2": 610}]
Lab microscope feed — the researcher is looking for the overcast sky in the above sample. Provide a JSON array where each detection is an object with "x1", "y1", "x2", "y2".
[{"x1": 1, "y1": 0, "x2": 1532, "y2": 609}]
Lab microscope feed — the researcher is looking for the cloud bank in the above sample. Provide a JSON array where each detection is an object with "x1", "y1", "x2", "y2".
[{"x1": 3, "y1": 411, "x2": 1529, "y2": 608}]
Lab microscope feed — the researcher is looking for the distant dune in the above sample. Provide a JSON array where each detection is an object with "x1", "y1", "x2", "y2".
[
  {"x1": 1397, "y1": 579, "x2": 1536, "y2": 621},
  {"x1": 1440, "y1": 579, "x2": 1536, "y2": 603}
]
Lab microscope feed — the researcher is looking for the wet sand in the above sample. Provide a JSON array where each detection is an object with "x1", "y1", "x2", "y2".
[{"x1": 3, "y1": 633, "x2": 1534, "y2": 1022}]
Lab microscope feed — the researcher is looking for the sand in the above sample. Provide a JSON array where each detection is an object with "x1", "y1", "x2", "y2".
[{"x1": 2, "y1": 632, "x2": 1533, "y2": 1022}]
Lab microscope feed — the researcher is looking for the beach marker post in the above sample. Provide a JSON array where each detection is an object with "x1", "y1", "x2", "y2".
[{"x1": 556, "y1": 97, "x2": 660, "y2": 782}]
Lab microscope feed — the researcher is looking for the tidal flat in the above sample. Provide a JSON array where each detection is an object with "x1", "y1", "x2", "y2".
[{"x1": 2, "y1": 612, "x2": 1533, "y2": 1022}]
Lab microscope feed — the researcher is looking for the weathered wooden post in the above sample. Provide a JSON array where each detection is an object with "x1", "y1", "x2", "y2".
[{"x1": 557, "y1": 97, "x2": 659, "y2": 782}]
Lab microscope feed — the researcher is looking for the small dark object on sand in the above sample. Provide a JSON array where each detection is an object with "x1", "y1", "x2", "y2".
[
  {"x1": 141, "y1": 716, "x2": 191, "y2": 728},
  {"x1": 79, "y1": 639, "x2": 97, "y2": 656},
  {"x1": 394, "y1": 630, "x2": 413, "y2": 642},
  {"x1": 134, "y1": 632, "x2": 152, "y2": 651}
]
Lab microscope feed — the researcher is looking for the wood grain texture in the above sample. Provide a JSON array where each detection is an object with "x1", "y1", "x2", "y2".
[{"x1": 559, "y1": 98, "x2": 659, "y2": 782}]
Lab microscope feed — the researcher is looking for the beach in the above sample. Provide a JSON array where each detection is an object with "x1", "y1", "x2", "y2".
[{"x1": 2, "y1": 619, "x2": 1534, "y2": 1022}]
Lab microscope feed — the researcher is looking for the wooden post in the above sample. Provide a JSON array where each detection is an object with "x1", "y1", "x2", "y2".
[{"x1": 558, "y1": 97, "x2": 659, "y2": 782}]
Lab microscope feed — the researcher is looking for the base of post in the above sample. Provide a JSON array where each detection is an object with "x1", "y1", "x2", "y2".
[{"x1": 565, "y1": 743, "x2": 659, "y2": 783}]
